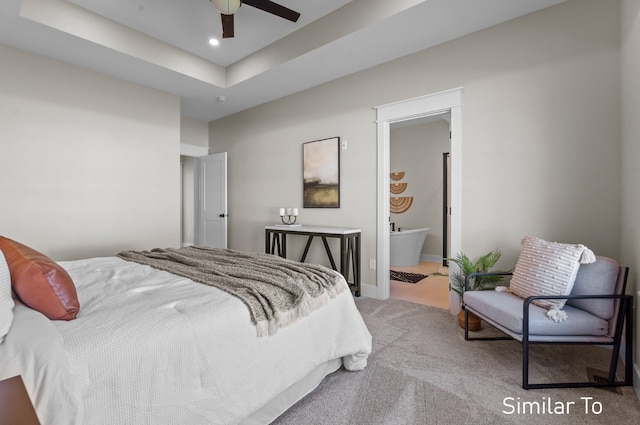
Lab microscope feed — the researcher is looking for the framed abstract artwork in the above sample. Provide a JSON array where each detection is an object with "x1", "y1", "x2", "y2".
[{"x1": 303, "y1": 137, "x2": 340, "y2": 208}]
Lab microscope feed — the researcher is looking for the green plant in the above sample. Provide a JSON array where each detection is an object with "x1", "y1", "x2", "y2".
[{"x1": 448, "y1": 249, "x2": 508, "y2": 298}]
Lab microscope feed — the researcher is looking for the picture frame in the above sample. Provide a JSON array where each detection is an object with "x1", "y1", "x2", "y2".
[{"x1": 303, "y1": 137, "x2": 340, "y2": 208}]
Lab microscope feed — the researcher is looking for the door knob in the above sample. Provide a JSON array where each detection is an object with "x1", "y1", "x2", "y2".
[{"x1": 219, "y1": 213, "x2": 227, "y2": 218}]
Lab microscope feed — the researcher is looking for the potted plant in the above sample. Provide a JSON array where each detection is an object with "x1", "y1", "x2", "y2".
[{"x1": 448, "y1": 249, "x2": 508, "y2": 330}]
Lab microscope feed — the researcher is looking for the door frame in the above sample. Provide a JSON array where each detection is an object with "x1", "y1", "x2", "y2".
[{"x1": 375, "y1": 88, "x2": 462, "y2": 311}]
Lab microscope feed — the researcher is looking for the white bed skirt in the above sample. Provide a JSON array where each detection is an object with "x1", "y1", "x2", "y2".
[{"x1": 242, "y1": 358, "x2": 342, "y2": 424}]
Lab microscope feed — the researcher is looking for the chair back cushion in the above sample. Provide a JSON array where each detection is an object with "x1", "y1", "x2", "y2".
[
  {"x1": 566, "y1": 256, "x2": 619, "y2": 320},
  {"x1": 509, "y1": 235, "x2": 596, "y2": 311}
]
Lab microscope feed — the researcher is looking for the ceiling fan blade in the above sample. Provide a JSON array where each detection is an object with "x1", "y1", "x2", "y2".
[
  {"x1": 243, "y1": 0, "x2": 300, "y2": 22},
  {"x1": 221, "y1": 13, "x2": 234, "y2": 38}
]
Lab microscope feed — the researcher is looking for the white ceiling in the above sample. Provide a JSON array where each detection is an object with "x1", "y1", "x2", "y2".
[
  {"x1": 66, "y1": 0, "x2": 354, "y2": 67},
  {"x1": 0, "y1": 0, "x2": 565, "y2": 122}
]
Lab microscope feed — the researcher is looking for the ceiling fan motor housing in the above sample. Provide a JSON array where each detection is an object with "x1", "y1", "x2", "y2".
[
  {"x1": 211, "y1": 0, "x2": 241, "y2": 15},
  {"x1": 211, "y1": 0, "x2": 300, "y2": 39}
]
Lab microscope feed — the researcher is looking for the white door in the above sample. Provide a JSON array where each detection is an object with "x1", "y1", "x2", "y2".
[{"x1": 195, "y1": 152, "x2": 227, "y2": 248}]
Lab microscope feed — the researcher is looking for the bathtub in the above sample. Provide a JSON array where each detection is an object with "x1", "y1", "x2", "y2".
[{"x1": 390, "y1": 227, "x2": 430, "y2": 267}]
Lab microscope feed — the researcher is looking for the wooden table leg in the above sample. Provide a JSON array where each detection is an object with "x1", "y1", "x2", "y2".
[
  {"x1": 300, "y1": 236, "x2": 314, "y2": 262},
  {"x1": 321, "y1": 237, "x2": 337, "y2": 270},
  {"x1": 341, "y1": 236, "x2": 350, "y2": 283},
  {"x1": 353, "y1": 234, "x2": 361, "y2": 296}
]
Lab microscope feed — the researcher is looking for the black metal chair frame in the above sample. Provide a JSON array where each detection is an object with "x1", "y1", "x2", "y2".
[{"x1": 462, "y1": 270, "x2": 634, "y2": 390}]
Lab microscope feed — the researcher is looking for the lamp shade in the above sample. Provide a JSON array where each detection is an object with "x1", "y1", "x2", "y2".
[{"x1": 211, "y1": 0, "x2": 241, "y2": 15}]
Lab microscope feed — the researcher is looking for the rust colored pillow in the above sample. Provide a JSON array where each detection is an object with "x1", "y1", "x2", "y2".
[{"x1": 0, "y1": 237, "x2": 79, "y2": 320}]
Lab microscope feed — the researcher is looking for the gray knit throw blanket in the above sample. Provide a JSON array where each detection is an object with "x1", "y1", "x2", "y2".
[{"x1": 117, "y1": 246, "x2": 346, "y2": 336}]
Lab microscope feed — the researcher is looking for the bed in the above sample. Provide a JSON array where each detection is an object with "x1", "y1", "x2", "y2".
[{"x1": 0, "y1": 238, "x2": 372, "y2": 425}]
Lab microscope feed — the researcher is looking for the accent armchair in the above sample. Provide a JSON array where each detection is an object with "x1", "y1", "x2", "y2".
[{"x1": 462, "y1": 253, "x2": 633, "y2": 390}]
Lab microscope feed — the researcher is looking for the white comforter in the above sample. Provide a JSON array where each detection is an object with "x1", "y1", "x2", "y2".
[{"x1": 0, "y1": 256, "x2": 372, "y2": 425}]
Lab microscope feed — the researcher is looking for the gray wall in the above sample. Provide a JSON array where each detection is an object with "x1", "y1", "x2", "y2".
[
  {"x1": 209, "y1": 0, "x2": 621, "y2": 286},
  {"x1": 0, "y1": 43, "x2": 181, "y2": 260},
  {"x1": 620, "y1": 0, "x2": 640, "y2": 383}
]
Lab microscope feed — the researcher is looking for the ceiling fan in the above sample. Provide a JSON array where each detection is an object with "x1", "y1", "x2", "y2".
[{"x1": 210, "y1": 0, "x2": 301, "y2": 39}]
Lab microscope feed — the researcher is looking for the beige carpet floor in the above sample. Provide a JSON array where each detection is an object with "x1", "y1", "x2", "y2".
[{"x1": 273, "y1": 297, "x2": 640, "y2": 425}]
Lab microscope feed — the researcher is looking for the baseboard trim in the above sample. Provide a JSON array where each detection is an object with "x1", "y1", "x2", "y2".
[
  {"x1": 420, "y1": 254, "x2": 443, "y2": 263},
  {"x1": 360, "y1": 283, "x2": 378, "y2": 299}
]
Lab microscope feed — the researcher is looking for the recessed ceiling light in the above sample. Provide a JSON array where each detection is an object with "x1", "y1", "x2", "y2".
[{"x1": 209, "y1": 38, "x2": 220, "y2": 46}]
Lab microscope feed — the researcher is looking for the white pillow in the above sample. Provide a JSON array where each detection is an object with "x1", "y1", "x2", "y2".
[
  {"x1": 509, "y1": 235, "x2": 596, "y2": 321},
  {"x1": 0, "y1": 249, "x2": 15, "y2": 344}
]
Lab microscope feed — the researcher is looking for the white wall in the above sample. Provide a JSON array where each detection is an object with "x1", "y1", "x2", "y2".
[
  {"x1": 181, "y1": 117, "x2": 210, "y2": 148},
  {"x1": 0, "y1": 43, "x2": 181, "y2": 260},
  {"x1": 391, "y1": 120, "x2": 450, "y2": 260},
  {"x1": 620, "y1": 0, "x2": 640, "y2": 395},
  {"x1": 209, "y1": 104, "x2": 377, "y2": 271},
  {"x1": 210, "y1": 0, "x2": 621, "y2": 290}
]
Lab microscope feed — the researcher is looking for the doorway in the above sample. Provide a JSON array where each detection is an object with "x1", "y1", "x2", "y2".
[
  {"x1": 179, "y1": 144, "x2": 228, "y2": 249},
  {"x1": 388, "y1": 114, "x2": 450, "y2": 309},
  {"x1": 375, "y1": 88, "x2": 462, "y2": 313}
]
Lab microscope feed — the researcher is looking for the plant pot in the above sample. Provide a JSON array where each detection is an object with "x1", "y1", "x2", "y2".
[{"x1": 457, "y1": 309, "x2": 481, "y2": 331}]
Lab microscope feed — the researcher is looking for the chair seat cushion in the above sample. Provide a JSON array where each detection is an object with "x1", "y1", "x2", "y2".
[{"x1": 464, "y1": 290, "x2": 609, "y2": 336}]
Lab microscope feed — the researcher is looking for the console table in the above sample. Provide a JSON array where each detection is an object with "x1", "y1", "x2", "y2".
[{"x1": 265, "y1": 225, "x2": 361, "y2": 296}]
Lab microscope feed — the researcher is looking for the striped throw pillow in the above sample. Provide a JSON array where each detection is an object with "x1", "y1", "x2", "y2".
[{"x1": 509, "y1": 235, "x2": 596, "y2": 320}]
